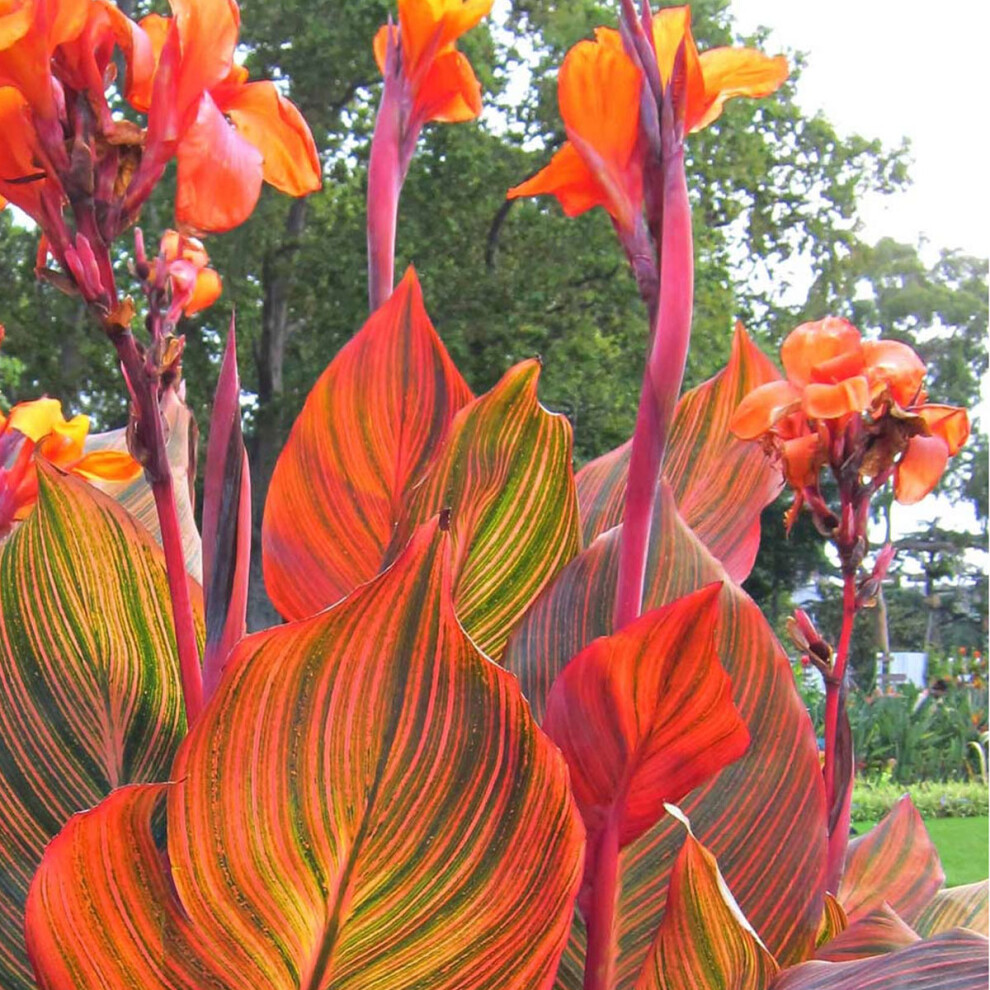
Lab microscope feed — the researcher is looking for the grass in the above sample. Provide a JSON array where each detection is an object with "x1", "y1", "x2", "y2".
[{"x1": 851, "y1": 815, "x2": 989, "y2": 887}]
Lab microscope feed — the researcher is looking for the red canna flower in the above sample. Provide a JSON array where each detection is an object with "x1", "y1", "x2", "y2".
[
  {"x1": 134, "y1": 0, "x2": 321, "y2": 233},
  {"x1": 507, "y1": 7, "x2": 788, "y2": 231},
  {"x1": 373, "y1": 0, "x2": 492, "y2": 129},
  {"x1": 0, "y1": 396, "x2": 141, "y2": 536},
  {"x1": 731, "y1": 317, "x2": 970, "y2": 506}
]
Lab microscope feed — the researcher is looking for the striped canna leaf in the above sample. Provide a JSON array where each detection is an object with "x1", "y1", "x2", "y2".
[
  {"x1": 913, "y1": 881, "x2": 988, "y2": 939},
  {"x1": 0, "y1": 464, "x2": 195, "y2": 990},
  {"x1": 262, "y1": 266, "x2": 473, "y2": 620},
  {"x1": 504, "y1": 482, "x2": 826, "y2": 986},
  {"x1": 837, "y1": 796, "x2": 944, "y2": 926},
  {"x1": 634, "y1": 806, "x2": 780, "y2": 990},
  {"x1": 576, "y1": 323, "x2": 782, "y2": 582},
  {"x1": 769, "y1": 929, "x2": 989, "y2": 990},
  {"x1": 814, "y1": 903, "x2": 920, "y2": 962},
  {"x1": 26, "y1": 516, "x2": 585, "y2": 990},
  {"x1": 395, "y1": 358, "x2": 581, "y2": 659}
]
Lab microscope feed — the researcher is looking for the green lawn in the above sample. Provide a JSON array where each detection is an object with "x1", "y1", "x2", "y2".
[{"x1": 851, "y1": 816, "x2": 989, "y2": 887}]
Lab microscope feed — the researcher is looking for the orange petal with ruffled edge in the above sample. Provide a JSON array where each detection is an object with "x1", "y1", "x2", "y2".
[
  {"x1": 781, "y1": 317, "x2": 862, "y2": 388},
  {"x1": 185, "y1": 267, "x2": 222, "y2": 315},
  {"x1": 414, "y1": 47, "x2": 482, "y2": 122},
  {"x1": 510, "y1": 29, "x2": 643, "y2": 230},
  {"x1": 863, "y1": 339, "x2": 926, "y2": 407},
  {"x1": 782, "y1": 434, "x2": 825, "y2": 489},
  {"x1": 36, "y1": 413, "x2": 89, "y2": 466},
  {"x1": 6, "y1": 398, "x2": 65, "y2": 442},
  {"x1": 70, "y1": 449, "x2": 143, "y2": 482},
  {"x1": 651, "y1": 6, "x2": 705, "y2": 110},
  {"x1": 916, "y1": 404, "x2": 969, "y2": 456},
  {"x1": 691, "y1": 47, "x2": 789, "y2": 131},
  {"x1": 895, "y1": 435, "x2": 948, "y2": 505},
  {"x1": 219, "y1": 80, "x2": 321, "y2": 195},
  {"x1": 729, "y1": 379, "x2": 802, "y2": 439},
  {"x1": 803, "y1": 377, "x2": 870, "y2": 420},
  {"x1": 0, "y1": 0, "x2": 33, "y2": 49},
  {"x1": 169, "y1": 0, "x2": 240, "y2": 117},
  {"x1": 175, "y1": 93, "x2": 263, "y2": 233},
  {"x1": 0, "y1": 86, "x2": 47, "y2": 221},
  {"x1": 397, "y1": 0, "x2": 491, "y2": 76}
]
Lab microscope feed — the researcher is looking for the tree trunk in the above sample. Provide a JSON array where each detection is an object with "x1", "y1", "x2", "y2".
[{"x1": 247, "y1": 197, "x2": 308, "y2": 630}]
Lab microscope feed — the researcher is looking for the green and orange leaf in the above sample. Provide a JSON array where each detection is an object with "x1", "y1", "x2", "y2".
[
  {"x1": 0, "y1": 465, "x2": 194, "y2": 990},
  {"x1": 634, "y1": 807, "x2": 779, "y2": 990},
  {"x1": 815, "y1": 894, "x2": 848, "y2": 948},
  {"x1": 396, "y1": 359, "x2": 581, "y2": 659},
  {"x1": 505, "y1": 481, "x2": 826, "y2": 986},
  {"x1": 814, "y1": 903, "x2": 919, "y2": 962},
  {"x1": 27, "y1": 516, "x2": 585, "y2": 990},
  {"x1": 543, "y1": 586, "x2": 748, "y2": 885},
  {"x1": 263, "y1": 267, "x2": 473, "y2": 620},
  {"x1": 770, "y1": 929, "x2": 989, "y2": 990},
  {"x1": 913, "y1": 882, "x2": 988, "y2": 938},
  {"x1": 837, "y1": 796, "x2": 944, "y2": 925},
  {"x1": 576, "y1": 323, "x2": 782, "y2": 582}
]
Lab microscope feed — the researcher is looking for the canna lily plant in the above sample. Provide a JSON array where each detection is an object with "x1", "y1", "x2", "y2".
[{"x1": 0, "y1": 3, "x2": 986, "y2": 990}]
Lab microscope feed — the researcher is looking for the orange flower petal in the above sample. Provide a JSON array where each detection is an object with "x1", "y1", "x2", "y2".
[
  {"x1": 6, "y1": 397, "x2": 65, "y2": 442},
  {"x1": 0, "y1": 0, "x2": 34, "y2": 49},
  {"x1": 70, "y1": 449, "x2": 143, "y2": 482},
  {"x1": 863, "y1": 339, "x2": 926, "y2": 407},
  {"x1": 894, "y1": 435, "x2": 948, "y2": 505},
  {"x1": 802, "y1": 376, "x2": 870, "y2": 420},
  {"x1": 397, "y1": 0, "x2": 491, "y2": 76},
  {"x1": 507, "y1": 142, "x2": 608, "y2": 218},
  {"x1": 0, "y1": 85, "x2": 46, "y2": 220},
  {"x1": 372, "y1": 22, "x2": 391, "y2": 74},
  {"x1": 691, "y1": 47, "x2": 789, "y2": 132},
  {"x1": 175, "y1": 92, "x2": 263, "y2": 233},
  {"x1": 781, "y1": 433, "x2": 824, "y2": 489},
  {"x1": 915, "y1": 404, "x2": 970, "y2": 456},
  {"x1": 220, "y1": 80, "x2": 321, "y2": 195},
  {"x1": 781, "y1": 316, "x2": 862, "y2": 388},
  {"x1": 729, "y1": 380, "x2": 802, "y2": 439},
  {"x1": 809, "y1": 345, "x2": 866, "y2": 385},
  {"x1": 184, "y1": 267, "x2": 222, "y2": 315},
  {"x1": 36, "y1": 412, "x2": 88, "y2": 465},
  {"x1": 169, "y1": 0, "x2": 240, "y2": 121},
  {"x1": 651, "y1": 6, "x2": 705, "y2": 111},
  {"x1": 413, "y1": 47, "x2": 481, "y2": 123}
]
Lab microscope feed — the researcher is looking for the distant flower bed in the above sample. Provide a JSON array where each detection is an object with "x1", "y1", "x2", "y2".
[{"x1": 852, "y1": 778, "x2": 989, "y2": 821}]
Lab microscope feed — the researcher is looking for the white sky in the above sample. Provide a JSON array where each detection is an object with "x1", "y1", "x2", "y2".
[{"x1": 731, "y1": 0, "x2": 990, "y2": 260}]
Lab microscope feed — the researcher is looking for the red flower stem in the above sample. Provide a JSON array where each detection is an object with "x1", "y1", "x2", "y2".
[
  {"x1": 366, "y1": 45, "x2": 405, "y2": 313},
  {"x1": 583, "y1": 812, "x2": 621, "y2": 990},
  {"x1": 822, "y1": 568, "x2": 857, "y2": 878},
  {"x1": 110, "y1": 328, "x2": 203, "y2": 724},
  {"x1": 613, "y1": 144, "x2": 693, "y2": 630}
]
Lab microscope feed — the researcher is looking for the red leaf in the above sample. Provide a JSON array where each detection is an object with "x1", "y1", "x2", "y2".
[
  {"x1": 544, "y1": 586, "x2": 748, "y2": 882},
  {"x1": 769, "y1": 929, "x2": 988, "y2": 990},
  {"x1": 577, "y1": 324, "x2": 782, "y2": 582},
  {"x1": 505, "y1": 482, "x2": 826, "y2": 984},
  {"x1": 814, "y1": 903, "x2": 920, "y2": 962},
  {"x1": 837, "y1": 796, "x2": 944, "y2": 926},
  {"x1": 263, "y1": 267, "x2": 472, "y2": 620},
  {"x1": 27, "y1": 517, "x2": 585, "y2": 990},
  {"x1": 201, "y1": 320, "x2": 251, "y2": 697}
]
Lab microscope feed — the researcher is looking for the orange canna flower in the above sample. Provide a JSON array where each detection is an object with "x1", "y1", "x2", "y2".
[
  {"x1": 0, "y1": 396, "x2": 141, "y2": 535},
  {"x1": 137, "y1": 0, "x2": 321, "y2": 233},
  {"x1": 0, "y1": 85, "x2": 56, "y2": 221},
  {"x1": 155, "y1": 229, "x2": 222, "y2": 317},
  {"x1": 508, "y1": 7, "x2": 788, "y2": 229},
  {"x1": 373, "y1": 0, "x2": 492, "y2": 127},
  {"x1": 508, "y1": 28, "x2": 644, "y2": 233},
  {"x1": 730, "y1": 317, "x2": 970, "y2": 505}
]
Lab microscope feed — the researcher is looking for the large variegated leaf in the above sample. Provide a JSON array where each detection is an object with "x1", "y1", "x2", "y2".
[
  {"x1": 576, "y1": 324, "x2": 782, "y2": 582},
  {"x1": 27, "y1": 518, "x2": 585, "y2": 990},
  {"x1": 634, "y1": 807, "x2": 779, "y2": 990},
  {"x1": 815, "y1": 894, "x2": 848, "y2": 948},
  {"x1": 770, "y1": 929, "x2": 989, "y2": 990},
  {"x1": 396, "y1": 359, "x2": 581, "y2": 659},
  {"x1": 504, "y1": 482, "x2": 826, "y2": 986},
  {"x1": 85, "y1": 386, "x2": 202, "y2": 580},
  {"x1": 814, "y1": 903, "x2": 919, "y2": 961},
  {"x1": 0, "y1": 466, "x2": 193, "y2": 990},
  {"x1": 263, "y1": 267, "x2": 472, "y2": 620},
  {"x1": 914, "y1": 882, "x2": 988, "y2": 938},
  {"x1": 837, "y1": 796, "x2": 944, "y2": 925}
]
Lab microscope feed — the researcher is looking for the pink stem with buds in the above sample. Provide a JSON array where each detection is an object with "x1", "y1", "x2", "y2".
[{"x1": 613, "y1": 142, "x2": 693, "y2": 631}]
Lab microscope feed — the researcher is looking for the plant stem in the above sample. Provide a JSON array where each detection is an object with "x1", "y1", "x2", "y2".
[
  {"x1": 111, "y1": 329, "x2": 203, "y2": 724},
  {"x1": 823, "y1": 569, "x2": 857, "y2": 884},
  {"x1": 613, "y1": 145, "x2": 693, "y2": 630},
  {"x1": 583, "y1": 814, "x2": 621, "y2": 990}
]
